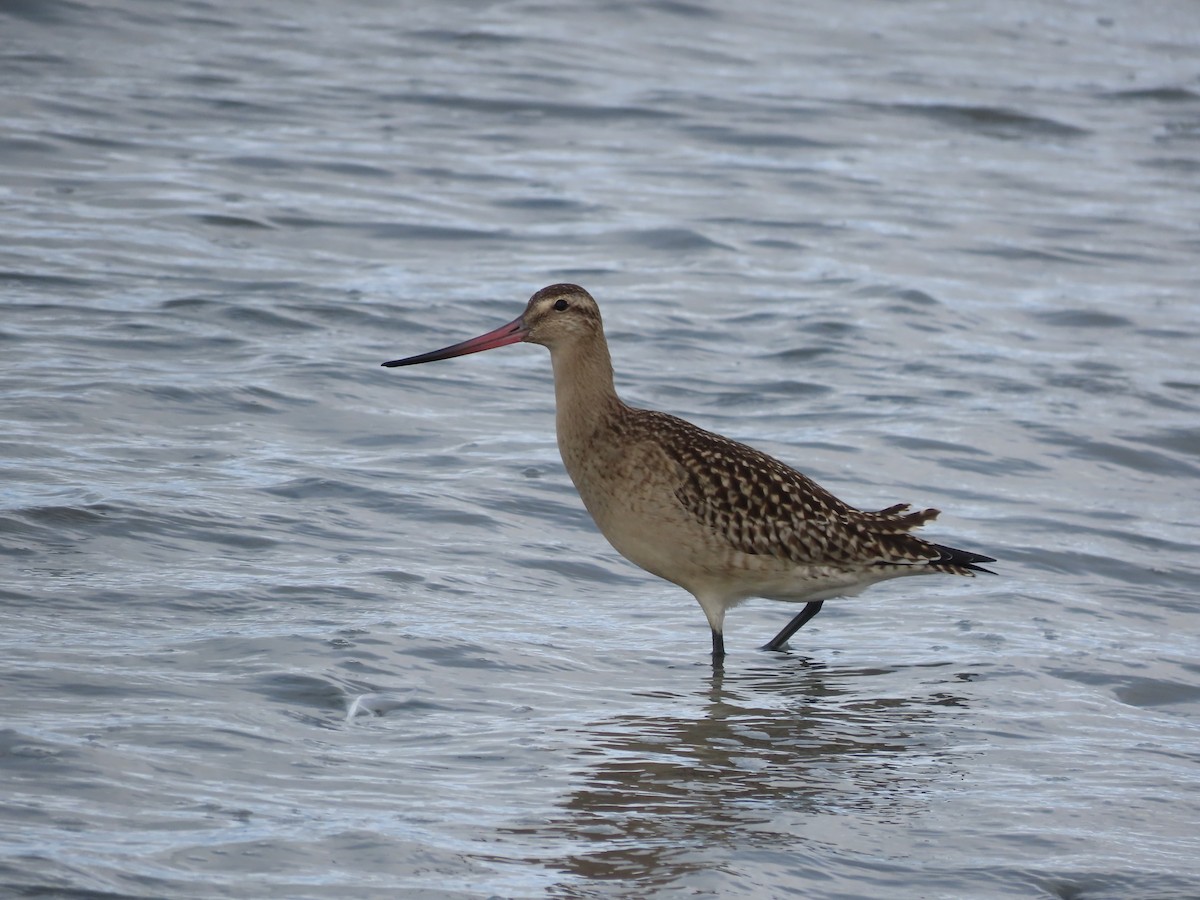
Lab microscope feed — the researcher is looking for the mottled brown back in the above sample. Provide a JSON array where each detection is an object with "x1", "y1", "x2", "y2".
[{"x1": 618, "y1": 407, "x2": 975, "y2": 571}]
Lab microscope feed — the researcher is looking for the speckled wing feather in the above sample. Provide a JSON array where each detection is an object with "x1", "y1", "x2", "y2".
[{"x1": 631, "y1": 409, "x2": 968, "y2": 571}]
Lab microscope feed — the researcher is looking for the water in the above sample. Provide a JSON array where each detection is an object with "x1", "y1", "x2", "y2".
[{"x1": 2, "y1": 1, "x2": 1198, "y2": 897}]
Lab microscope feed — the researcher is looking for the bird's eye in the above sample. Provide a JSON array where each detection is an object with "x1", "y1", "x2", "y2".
[{"x1": 553, "y1": 299, "x2": 568, "y2": 311}]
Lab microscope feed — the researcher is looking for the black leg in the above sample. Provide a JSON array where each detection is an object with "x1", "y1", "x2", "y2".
[
  {"x1": 711, "y1": 629, "x2": 726, "y2": 660},
  {"x1": 762, "y1": 600, "x2": 824, "y2": 651}
]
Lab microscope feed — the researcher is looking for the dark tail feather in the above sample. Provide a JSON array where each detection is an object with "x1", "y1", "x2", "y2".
[{"x1": 929, "y1": 543, "x2": 997, "y2": 575}]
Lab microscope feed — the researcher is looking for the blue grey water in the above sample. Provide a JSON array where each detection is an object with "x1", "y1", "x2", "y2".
[{"x1": 2, "y1": 1, "x2": 1198, "y2": 897}]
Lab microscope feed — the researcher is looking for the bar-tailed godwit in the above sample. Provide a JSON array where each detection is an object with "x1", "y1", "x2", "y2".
[{"x1": 384, "y1": 284, "x2": 994, "y2": 658}]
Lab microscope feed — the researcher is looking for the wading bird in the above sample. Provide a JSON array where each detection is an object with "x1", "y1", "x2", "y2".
[{"x1": 383, "y1": 284, "x2": 993, "y2": 659}]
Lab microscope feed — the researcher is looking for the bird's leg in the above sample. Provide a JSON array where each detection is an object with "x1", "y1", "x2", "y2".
[
  {"x1": 711, "y1": 629, "x2": 726, "y2": 660},
  {"x1": 762, "y1": 600, "x2": 824, "y2": 651}
]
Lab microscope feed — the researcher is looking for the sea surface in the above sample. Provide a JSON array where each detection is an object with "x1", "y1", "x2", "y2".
[{"x1": 2, "y1": 1, "x2": 1199, "y2": 898}]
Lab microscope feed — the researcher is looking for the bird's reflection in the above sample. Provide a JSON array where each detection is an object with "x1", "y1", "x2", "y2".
[{"x1": 496, "y1": 658, "x2": 971, "y2": 893}]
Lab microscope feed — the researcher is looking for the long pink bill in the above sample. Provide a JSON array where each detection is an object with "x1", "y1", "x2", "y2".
[{"x1": 381, "y1": 316, "x2": 528, "y2": 368}]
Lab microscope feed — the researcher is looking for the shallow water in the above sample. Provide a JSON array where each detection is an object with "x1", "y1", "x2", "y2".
[{"x1": 3, "y1": 1, "x2": 1199, "y2": 897}]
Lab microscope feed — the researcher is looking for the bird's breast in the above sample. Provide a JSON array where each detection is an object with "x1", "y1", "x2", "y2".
[{"x1": 556, "y1": 424, "x2": 749, "y2": 590}]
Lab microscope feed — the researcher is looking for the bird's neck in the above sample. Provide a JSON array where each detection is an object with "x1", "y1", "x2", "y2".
[{"x1": 549, "y1": 336, "x2": 623, "y2": 458}]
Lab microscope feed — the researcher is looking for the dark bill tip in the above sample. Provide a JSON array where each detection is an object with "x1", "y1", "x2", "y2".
[{"x1": 382, "y1": 316, "x2": 527, "y2": 368}]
